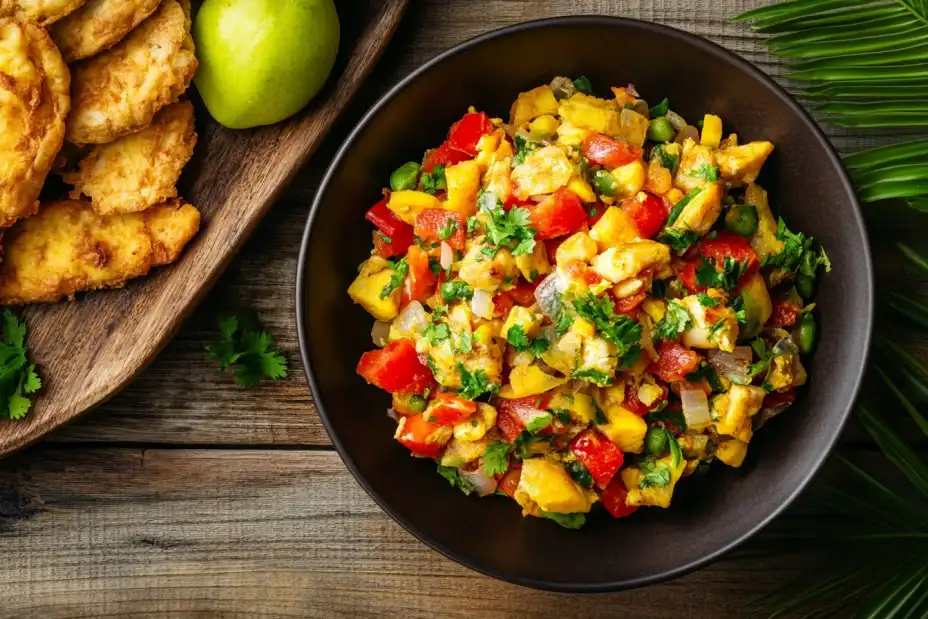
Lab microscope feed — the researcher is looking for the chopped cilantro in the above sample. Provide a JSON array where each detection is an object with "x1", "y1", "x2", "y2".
[
  {"x1": 689, "y1": 163, "x2": 719, "y2": 182},
  {"x1": 652, "y1": 144, "x2": 679, "y2": 173},
  {"x1": 206, "y1": 312, "x2": 288, "y2": 389},
  {"x1": 0, "y1": 310, "x2": 42, "y2": 419},
  {"x1": 707, "y1": 317, "x2": 727, "y2": 342},
  {"x1": 512, "y1": 134, "x2": 539, "y2": 168},
  {"x1": 540, "y1": 510, "x2": 586, "y2": 529},
  {"x1": 644, "y1": 408, "x2": 687, "y2": 431},
  {"x1": 419, "y1": 165, "x2": 447, "y2": 194},
  {"x1": 437, "y1": 465, "x2": 474, "y2": 495},
  {"x1": 454, "y1": 332, "x2": 473, "y2": 354},
  {"x1": 666, "y1": 187, "x2": 703, "y2": 227},
  {"x1": 482, "y1": 440, "x2": 511, "y2": 476},
  {"x1": 638, "y1": 458, "x2": 672, "y2": 489},
  {"x1": 665, "y1": 429, "x2": 682, "y2": 468},
  {"x1": 659, "y1": 228, "x2": 699, "y2": 254},
  {"x1": 432, "y1": 304, "x2": 448, "y2": 318},
  {"x1": 649, "y1": 98, "x2": 670, "y2": 117},
  {"x1": 571, "y1": 293, "x2": 642, "y2": 357},
  {"x1": 376, "y1": 232, "x2": 392, "y2": 244},
  {"x1": 457, "y1": 363, "x2": 499, "y2": 400},
  {"x1": 480, "y1": 192, "x2": 537, "y2": 256},
  {"x1": 441, "y1": 280, "x2": 473, "y2": 302},
  {"x1": 549, "y1": 408, "x2": 572, "y2": 424},
  {"x1": 695, "y1": 256, "x2": 749, "y2": 291},
  {"x1": 572, "y1": 75, "x2": 594, "y2": 95},
  {"x1": 655, "y1": 300, "x2": 691, "y2": 342},
  {"x1": 525, "y1": 411, "x2": 553, "y2": 434},
  {"x1": 696, "y1": 293, "x2": 719, "y2": 307},
  {"x1": 567, "y1": 461, "x2": 594, "y2": 488},
  {"x1": 764, "y1": 217, "x2": 831, "y2": 279},
  {"x1": 506, "y1": 325, "x2": 550, "y2": 358},
  {"x1": 380, "y1": 258, "x2": 408, "y2": 299},
  {"x1": 424, "y1": 321, "x2": 450, "y2": 346},
  {"x1": 438, "y1": 219, "x2": 458, "y2": 240},
  {"x1": 730, "y1": 295, "x2": 747, "y2": 328},
  {"x1": 572, "y1": 368, "x2": 614, "y2": 386},
  {"x1": 555, "y1": 311, "x2": 575, "y2": 335}
]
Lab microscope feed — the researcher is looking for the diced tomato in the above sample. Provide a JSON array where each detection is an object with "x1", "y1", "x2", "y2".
[
  {"x1": 424, "y1": 393, "x2": 477, "y2": 425},
  {"x1": 497, "y1": 464, "x2": 522, "y2": 498},
  {"x1": 447, "y1": 111, "x2": 494, "y2": 156},
  {"x1": 496, "y1": 405, "x2": 525, "y2": 442},
  {"x1": 565, "y1": 261, "x2": 605, "y2": 287},
  {"x1": 700, "y1": 232, "x2": 759, "y2": 275},
  {"x1": 613, "y1": 290, "x2": 647, "y2": 316},
  {"x1": 620, "y1": 192, "x2": 667, "y2": 239},
  {"x1": 581, "y1": 132, "x2": 643, "y2": 169},
  {"x1": 504, "y1": 191, "x2": 535, "y2": 210},
  {"x1": 570, "y1": 430, "x2": 624, "y2": 488},
  {"x1": 763, "y1": 388, "x2": 797, "y2": 410},
  {"x1": 422, "y1": 141, "x2": 471, "y2": 173},
  {"x1": 366, "y1": 199, "x2": 414, "y2": 258},
  {"x1": 497, "y1": 396, "x2": 551, "y2": 440},
  {"x1": 493, "y1": 292, "x2": 514, "y2": 318},
  {"x1": 401, "y1": 245, "x2": 437, "y2": 307},
  {"x1": 770, "y1": 300, "x2": 801, "y2": 327},
  {"x1": 649, "y1": 341, "x2": 701, "y2": 383},
  {"x1": 414, "y1": 208, "x2": 466, "y2": 251},
  {"x1": 509, "y1": 280, "x2": 539, "y2": 306},
  {"x1": 599, "y1": 477, "x2": 638, "y2": 519},
  {"x1": 526, "y1": 188, "x2": 587, "y2": 240},
  {"x1": 357, "y1": 338, "x2": 433, "y2": 394},
  {"x1": 679, "y1": 261, "x2": 702, "y2": 295},
  {"x1": 395, "y1": 414, "x2": 447, "y2": 458},
  {"x1": 587, "y1": 201, "x2": 606, "y2": 227},
  {"x1": 622, "y1": 381, "x2": 667, "y2": 416}
]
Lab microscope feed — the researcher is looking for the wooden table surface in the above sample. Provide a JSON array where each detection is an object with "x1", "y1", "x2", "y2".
[{"x1": 1, "y1": 1, "x2": 924, "y2": 617}]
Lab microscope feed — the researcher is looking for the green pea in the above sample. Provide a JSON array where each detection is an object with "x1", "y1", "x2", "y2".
[
  {"x1": 796, "y1": 273, "x2": 816, "y2": 300},
  {"x1": 390, "y1": 162, "x2": 421, "y2": 191},
  {"x1": 645, "y1": 427, "x2": 668, "y2": 456},
  {"x1": 724, "y1": 204, "x2": 759, "y2": 237},
  {"x1": 593, "y1": 169, "x2": 618, "y2": 197},
  {"x1": 407, "y1": 394, "x2": 427, "y2": 413},
  {"x1": 795, "y1": 312, "x2": 817, "y2": 355},
  {"x1": 647, "y1": 116, "x2": 676, "y2": 143}
]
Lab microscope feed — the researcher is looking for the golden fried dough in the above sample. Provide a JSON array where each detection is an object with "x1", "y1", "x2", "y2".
[
  {"x1": 0, "y1": 199, "x2": 200, "y2": 304},
  {"x1": 49, "y1": 0, "x2": 160, "y2": 62},
  {"x1": 0, "y1": 18, "x2": 70, "y2": 228},
  {"x1": 66, "y1": 0, "x2": 196, "y2": 145},
  {"x1": 0, "y1": 0, "x2": 87, "y2": 26},
  {"x1": 64, "y1": 101, "x2": 197, "y2": 215}
]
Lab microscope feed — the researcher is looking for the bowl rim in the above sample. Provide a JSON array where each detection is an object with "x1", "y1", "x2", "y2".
[{"x1": 295, "y1": 14, "x2": 874, "y2": 592}]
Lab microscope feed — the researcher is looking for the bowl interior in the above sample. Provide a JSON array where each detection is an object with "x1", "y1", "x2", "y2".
[{"x1": 298, "y1": 17, "x2": 871, "y2": 591}]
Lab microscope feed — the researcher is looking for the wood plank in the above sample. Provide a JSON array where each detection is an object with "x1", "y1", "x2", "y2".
[
  {"x1": 0, "y1": 447, "x2": 803, "y2": 618},
  {"x1": 46, "y1": 0, "x2": 926, "y2": 447}
]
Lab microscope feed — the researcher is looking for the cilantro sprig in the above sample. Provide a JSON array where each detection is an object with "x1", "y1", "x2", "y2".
[
  {"x1": 0, "y1": 310, "x2": 42, "y2": 420},
  {"x1": 695, "y1": 256, "x2": 749, "y2": 291},
  {"x1": 571, "y1": 293, "x2": 642, "y2": 362},
  {"x1": 206, "y1": 313, "x2": 288, "y2": 388},
  {"x1": 506, "y1": 325, "x2": 550, "y2": 358},
  {"x1": 655, "y1": 300, "x2": 691, "y2": 342},
  {"x1": 478, "y1": 191, "x2": 536, "y2": 257},
  {"x1": 482, "y1": 440, "x2": 511, "y2": 475},
  {"x1": 456, "y1": 363, "x2": 499, "y2": 400},
  {"x1": 419, "y1": 165, "x2": 447, "y2": 195},
  {"x1": 437, "y1": 464, "x2": 474, "y2": 495},
  {"x1": 764, "y1": 217, "x2": 831, "y2": 278}
]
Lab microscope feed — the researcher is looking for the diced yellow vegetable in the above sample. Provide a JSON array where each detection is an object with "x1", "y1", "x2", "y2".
[
  {"x1": 440, "y1": 437, "x2": 489, "y2": 467},
  {"x1": 591, "y1": 241, "x2": 671, "y2": 283},
  {"x1": 348, "y1": 268, "x2": 400, "y2": 321},
  {"x1": 516, "y1": 458, "x2": 596, "y2": 514},
  {"x1": 739, "y1": 271, "x2": 773, "y2": 338},
  {"x1": 500, "y1": 306, "x2": 542, "y2": 340},
  {"x1": 568, "y1": 176, "x2": 596, "y2": 203},
  {"x1": 530, "y1": 114, "x2": 559, "y2": 137},
  {"x1": 641, "y1": 298, "x2": 666, "y2": 324},
  {"x1": 700, "y1": 114, "x2": 723, "y2": 148},
  {"x1": 387, "y1": 190, "x2": 442, "y2": 225},
  {"x1": 510, "y1": 145, "x2": 573, "y2": 200},
  {"x1": 637, "y1": 382, "x2": 664, "y2": 407},
  {"x1": 555, "y1": 231, "x2": 598, "y2": 266},
  {"x1": 590, "y1": 206, "x2": 639, "y2": 250},
  {"x1": 745, "y1": 183, "x2": 784, "y2": 260},
  {"x1": 541, "y1": 329, "x2": 583, "y2": 375},
  {"x1": 597, "y1": 404, "x2": 647, "y2": 453},
  {"x1": 674, "y1": 138, "x2": 719, "y2": 194},
  {"x1": 578, "y1": 336, "x2": 618, "y2": 377},
  {"x1": 644, "y1": 159, "x2": 672, "y2": 196},
  {"x1": 716, "y1": 438, "x2": 749, "y2": 467},
  {"x1": 717, "y1": 141, "x2": 774, "y2": 187},
  {"x1": 734, "y1": 417, "x2": 753, "y2": 443},
  {"x1": 666, "y1": 188, "x2": 683, "y2": 205},
  {"x1": 670, "y1": 182, "x2": 722, "y2": 236},
  {"x1": 474, "y1": 131, "x2": 502, "y2": 172},
  {"x1": 712, "y1": 384, "x2": 766, "y2": 436},
  {"x1": 499, "y1": 365, "x2": 567, "y2": 399},
  {"x1": 610, "y1": 160, "x2": 647, "y2": 199},
  {"x1": 509, "y1": 85, "x2": 560, "y2": 127},
  {"x1": 556, "y1": 120, "x2": 590, "y2": 147},
  {"x1": 444, "y1": 160, "x2": 481, "y2": 218},
  {"x1": 558, "y1": 93, "x2": 648, "y2": 146},
  {"x1": 453, "y1": 403, "x2": 497, "y2": 441},
  {"x1": 570, "y1": 392, "x2": 596, "y2": 424},
  {"x1": 622, "y1": 455, "x2": 686, "y2": 508},
  {"x1": 515, "y1": 241, "x2": 552, "y2": 282},
  {"x1": 459, "y1": 242, "x2": 508, "y2": 290}
]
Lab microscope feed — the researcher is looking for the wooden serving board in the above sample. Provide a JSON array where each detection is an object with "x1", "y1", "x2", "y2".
[{"x1": 0, "y1": 0, "x2": 409, "y2": 457}]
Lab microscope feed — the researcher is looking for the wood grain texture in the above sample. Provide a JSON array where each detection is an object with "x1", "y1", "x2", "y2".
[
  {"x1": 0, "y1": 0, "x2": 410, "y2": 457},
  {"x1": 0, "y1": 447, "x2": 802, "y2": 618}
]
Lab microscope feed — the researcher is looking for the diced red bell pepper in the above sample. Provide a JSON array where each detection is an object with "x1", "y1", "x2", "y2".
[
  {"x1": 620, "y1": 192, "x2": 667, "y2": 239},
  {"x1": 679, "y1": 261, "x2": 702, "y2": 295},
  {"x1": 565, "y1": 261, "x2": 605, "y2": 288},
  {"x1": 612, "y1": 290, "x2": 647, "y2": 316},
  {"x1": 493, "y1": 292, "x2": 514, "y2": 318},
  {"x1": 648, "y1": 341, "x2": 701, "y2": 383},
  {"x1": 414, "y1": 208, "x2": 466, "y2": 251},
  {"x1": 570, "y1": 430, "x2": 624, "y2": 488},
  {"x1": 422, "y1": 141, "x2": 471, "y2": 173},
  {"x1": 424, "y1": 393, "x2": 477, "y2": 425},
  {"x1": 680, "y1": 232, "x2": 760, "y2": 294},
  {"x1": 447, "y1": 111, "x2": 494, "y2": 156},
  {"x1": 509, "y1": 280, "x2": 539, "y2": 306},
  {"x1": 497, "y1": 464, "x2": 522, "y2": 498},
  {"x1": 357, "y1": 338, "x2": 433, "y2": 394},
  {"x1": 395, "y1": 414, "x2": 448, "y2": 458},
  {"x1": 544, "y1": 237, "x2": 566, "y2": 259},
  {"x1": 401, "y1": 245, "x2": 437, "y2": 307},
  {"x1": 504, "y1": 191, "x2": 535, "y2": 210},
  {"x1": 581, "y1": 132, "x2": 643, "y2": 169},
  {"x1": 497, "y1": 396, "x2": 549, "y2": 440},
  {"x1": 598, "y1": 477, "x2": 638, "y2": 518},
  {"x1": 770, "y1": 300, "x2": 801, "y2": 327},
  {"x1": 525, "y1": 188, "x2": 587, "y2": 240},
  {"x1": 366, "y1": 199, "x2": 414, "y2": 258},
  {"x1": 622, "y1": 381, "x2": 668, "y2": 416}
]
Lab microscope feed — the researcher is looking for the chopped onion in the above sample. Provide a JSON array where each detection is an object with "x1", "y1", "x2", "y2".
[
  {"x1": 371, "y1": 320, "x2": 391, "y2": 347},
  {"x1": 734, "y1": 345, "x2": 753, "y2": 363},
  {"x1": 471, "y1": 288, "x2": 494, "y2": 320},
  {"x1": 631, "y1": 100, "x2": 649, "y2": 117},
  {"x1": 534, "y1": 274, "x2": 562, "y2": 320},
  {"x1": 680, "y1": 384, "x2": 711, "y2": 428},
  {"x1": 626, "y1": 83, "x2": 640, "y2": 97},
  {"x1": 708, "y1": 348, "x2": 752, "y2": 385},
  {"x1": 440, "y1": 241, "x2": 453, "y2": 270},
  {"x1": 676, "y1": 125, "x2": 699, "y2": 143},
  {"x1": 386, "y1": 408, "x2": 400, "y2": 421},
  {"x1": 666, "y1": 110, "x2": 688, "y2": 131},
  {"x1": 392, "y1": 301, "x2": 427, "y2": 339},
  {"x1": 682, "y1": 327, "x2": 713, "y2": 349},
  {"x1": 461, "y1": 468, "x2": 497, "y2": 496}
]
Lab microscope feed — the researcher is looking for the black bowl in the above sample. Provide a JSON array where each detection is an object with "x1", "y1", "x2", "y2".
[{"x1": 296, "y1": 16, "x2": 872, "y2": 592}]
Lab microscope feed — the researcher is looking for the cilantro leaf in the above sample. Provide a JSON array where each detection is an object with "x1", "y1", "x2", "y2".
[
  {"x1": 457, "y1": 364, "x2": 499, "y2": 400},
  {"x1": 7, "y1": 381, "x2": 31, "y2": 421},
  {"x1": 424, "y1": 321, "x2": 450, "y2": 346},
  {"x1": 380, "y1": 258, "x2": 408, "y2": 299},
  {"x1": 454, "y1": 332, "x2": 473, "y2": 354},
  {"x1": 22, "y1": 364, "x2": 41, "y2": 394},
  {"x1": 688, "y1": 163, "x2": 719, "y2": 182},
  {"x1": 506, "y1": 324, "x2": 530, "y2": 350},
  {"x1": 479, "y1": 191, "x2": 537, "y2": 257},
  {"x1": 437, "y1": 464, "x2": 475, "y2": 495},
  {"x1": 207, "y1": 312, "x2": 288, "y2": 388},
  {"x1": 512, "y1": 134, "x2": 539, "y2": 168},
  {"x1": 655, "y1": 300, "x2": 691, "y2": 342},
  {"x1": 540, "y1": 510, "x2": 586, "y2": 529},
  {"x1": 638, "y1": 458, "x2": 672, "y2": 488},
  {"x1": 571, "y1": 293, "x2": 642, "y2": 356},
  {"x1": 0, "y1": 311, "x2": 41, "y2": 420},
  {"x1": 438, "y1": 219, "x2": 458, "y2": 240},
  {"x1": 2, "y1": 309, "x2": 26, "y2": 349},
  {"x1": 482, "y1": 441, "x2": 511, "y2": 476},
  {"x1": 441, "y1": 280, "x2": 473, "y2": 302},
  {"x1": 658, "y1": 228, "x2": 699, "y2": 255},
  {"x1": 572, "y1": 368, "x2": 614, "y2": 386},
  {"x1": 696, "y1": 293, "x2": 719, "y2": 307},
  {"x1": 665, "y1": 429, "x2": 682, "y2": 469},
  {"x1": 567, "y1": 460, "x2": 594, "y2": 488},
  {"x1": 649, "y1": 98, "x2": 670, "y2": 117},
  {"x1": 419, "y1": 165, "x2": 447, "y2": 195},
  {"x1": 525, "y1": 411, "x2": 553, "y2": 434},
  {"x1": 764, "y1": 217, "x2": 832, "y2": 279},
  {"x1": 695, "y1": 256, "x2": 749, "y2": 291},
  {"x1": 549, "y1": 408, "x2": 572, "y2": 424},
  {"x1": 652, "y1": 144, "x2": 679, "y2": 173},
  {"x1": 666, "y1": 188, "x2": 703, "y2": 227}
]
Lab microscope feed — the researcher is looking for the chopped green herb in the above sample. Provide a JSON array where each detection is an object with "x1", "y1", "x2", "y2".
[
  {"x1": 764, "y1": 217, "x2": 831, "y2": 280},
  {"x1": 482, "y1": 440, "x2": 512, "y2": 476},
  {"x1": 480, "y1": 194, "x2": 537, "y2": 256},
  {"x1": 651, "y1": 279, "x2": 667, "y2": 299},
  {"x1": 567, "y1": 461, "x2": 594, "y2": 489},
  {"x1": 665, "y1": 429, "x2": 682, "y2": 468},
  {"x1": 695, "y1": 256, "x2": 749, "y2": 291},
  {"x1": 549, "y1": 408, "x2": 572, "y2": 424},
  {"x1": 438, "y1": 219, "x2": 458, "y2": 240},
  {"x1": 380, "y1": 258, "x2": 408, "y2": 299},
  {"x1": 659, "y1": 228, "x2": 699, "y2": 254},
  {"x1": 512, "y1": 134, "x2": 540, "y2": 168},
  {"x1": 572, "y1": 76, "x2": 593, "y2": 95},
  {"x1": 424, "y1": 321, "x2": 450, "y2": 346},
  {"x1": 419, "y1": 165, "x2": 447, "y2": 195},
  {"x1": 572, "y1": 368, "x2": 614, "y2": 386},
  {"x1": 689, "y1": 163, "x2": 720, "y2": 182},
  {"x1": 696, "y1": 293, "x2": 719, "y2": 307},
  {"x1": 457, "y1": 363, "x2": 499, "y2": 400},
  {"x1": 0, "y1": 310, "x2": 42, "y2": 419},
  {"x1": 206, "y1": 312, "x2": 288, "y2": 389},
  {"x1": 652, "y1": 144, "x2": 680, "y2": 173},
  {"x1": 525, "y1": 411, "x2": 553, "y2": 434},
  {"x1": 540, "y1": 510, "x2": 586, "y2": 529},
  {"x1": 644, "y1": 408, "x2": 687, "y2": 432},
  {"x1": 686, "y1": 363, "x2": 724, "y2": 393},
  {"x1": 707, "y1": 316, "x2": 727, "y2": 342},
  {"x1": 665, "y1": 187, "x2": 703, "y2": 227},
  {"x1": 571, "y1": 293, "x2": 642, "y2": 357},
  {"x1": 638, "y1": 458, "x2": 672, "y2": 489},
  {"x1": 555, "y1": 311, "x2": 575, "y2": 335},
  {"x1": 437, "y1": 464, "x2": 474, "y2": 495},
  {"x1": 428, "y1": 259, "x2": 441, "y2": 275},
  {"x1": 506, "y1": 325, "x2": 550, "y2": 358},
  {"x1": 649, "y1": 98, "x2": 670, "y2": 117},
  {"x1": 466, "y1": 216, "x2": 480, "y2": 235},
  {"x1": 441, "y1": 280, "x2": 473, "y2": 302},
  {"x1": 655, "y1": 300, "x2": 691, "y2": 342},
  {"x1": 454, "y1": 332, "x2": 473, "y2": 354}
]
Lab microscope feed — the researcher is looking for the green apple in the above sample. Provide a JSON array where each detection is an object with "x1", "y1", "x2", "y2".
[{"x1": 193, "y1": 0, "x2": 340, "y2": 129}]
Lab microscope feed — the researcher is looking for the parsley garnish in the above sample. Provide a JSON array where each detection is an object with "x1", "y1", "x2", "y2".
[
  {"x1": 455, "y1": 332, "x2": 473, "y2": 354},
  {"x1": 482, "y1": 440, "x2": 511, "y2": 475},
  {"x1": 380, "y1": 258, "x2": 408, "y2": 299},
  {"x1": 572, "y1": 368, "x2": 614, "y2": 386},
  {"x1": 764, "y1": 217, "x2": 832, "y2": 278},
  {"x1": 571, "y1": 293, "x2": 642, "y2": 357},
  {"x1": 438, "y1": 219, "x2": 458, "y2": 240},
  {"x1": 659, "y1": 228, "x2": 699, "y2": 254},
  {"x1": 540, "y1": 510, "x2": 586, "y2": 529},
  {"x1": 730, "y1": 295, "x2": 747, "y2": 328},
  {"x1": 376, "y1": 232, "x2": 392, "y2": 244},
  {"x1": 666, "y1": 188, "x2": 703, "y2": 227},
  {"x1": 206, "y1": 313, "x2": 288, "y2": 388},
  {"x1": 655, "y1": 300, "x2": 691, "y2": 342},
  {"x1": 555, "y1": 311, "x2": 575, "y2": 336},
  {"x1": 525, "y1": 411, "x2": 553, "y2": 433},
  {"x1": 708, "y1": 317, "x2": 727, "y2": 342},
  {"x1": 573, "y1": 75, "x2": 594, "y2": 95},
  {"x1": 441, "y1": 280, "x2": 473, "y2": 302},
  {"x1": 649, "y1": 98, "x2": 669, "y2": 117},
  {"x1": 424, "y1": 321, "x2": 450, "y2": 346},
  {"x1": 652, "y1": 144, "x2": 679, "y2": 173},
  {"x1": 437, "y1": 465, "x2": 474, "y2": 495},
  {"x1": 0, "y1": 310, "x2": 41, "y2": 420},
  {"x1": 466, "y1": 216, "x2": 480, "y2": 236},
  {"x1": 689, "y1": 163, "x2": 720, "y2": 182},
  {"x1": 512, "y1": 134, "x2": 539, "y2": 168},
  {"x1": 419, "y1": 165, "x2": 447, "y2": 195},
  {"x1": 696, "y1": 293, "x2": 719, "y2": 307},
  {"x1": 480, "y1": 191, "x2": 537, "y2": 256},
  {"x1": 695, "y1": 256, "x2": 749, "y2": 291},
  {"x1": 638, "y1": 458, "x2": 672, "y2": 489},
  {"x1": 506, "y1": 325, "x2": 550, "y2": 358},
  {"x1": 457, "y1": 363, "x2": 499, "y2": 400}
]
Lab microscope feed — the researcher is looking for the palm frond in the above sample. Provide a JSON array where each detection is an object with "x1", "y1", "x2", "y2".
[{"x1": 896, "y1": 241, "x2": 928, "y2": 273}]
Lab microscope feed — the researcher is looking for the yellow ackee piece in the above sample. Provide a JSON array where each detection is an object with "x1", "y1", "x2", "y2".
[
  {"x1": 444, "y1": 160, "x2": 481, "y2": 218},
  {"x1": 509, "y1": 85, "x2": 560, "y2": 127},
  {"x1": 716, "y1": 438, "x2": 749, "y2": 467},
  {"x1": 516, "y1": 458, "x2": 596, "y2": 514},
  {"x1": 567, "y1": 176, "x2": 596, "y2": 203},
  {"x1": 596, "y1": 404, "x2": 647, "y2": 453},
  {"x1": 700, "y1": 114, "x2": 723, "y2": 148},
  {"x1": 499, "y1": 365, "x2": 567, "y2": 399},
  {"x1": 387, "y1": 190, "x2": 441, "y2": 225},
  {"x1": 590, "y1": 206, "x2": 639, "y2": 250},
  {"x1": 348, "y1": 268, "x2": 399, "y2": 321}
]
